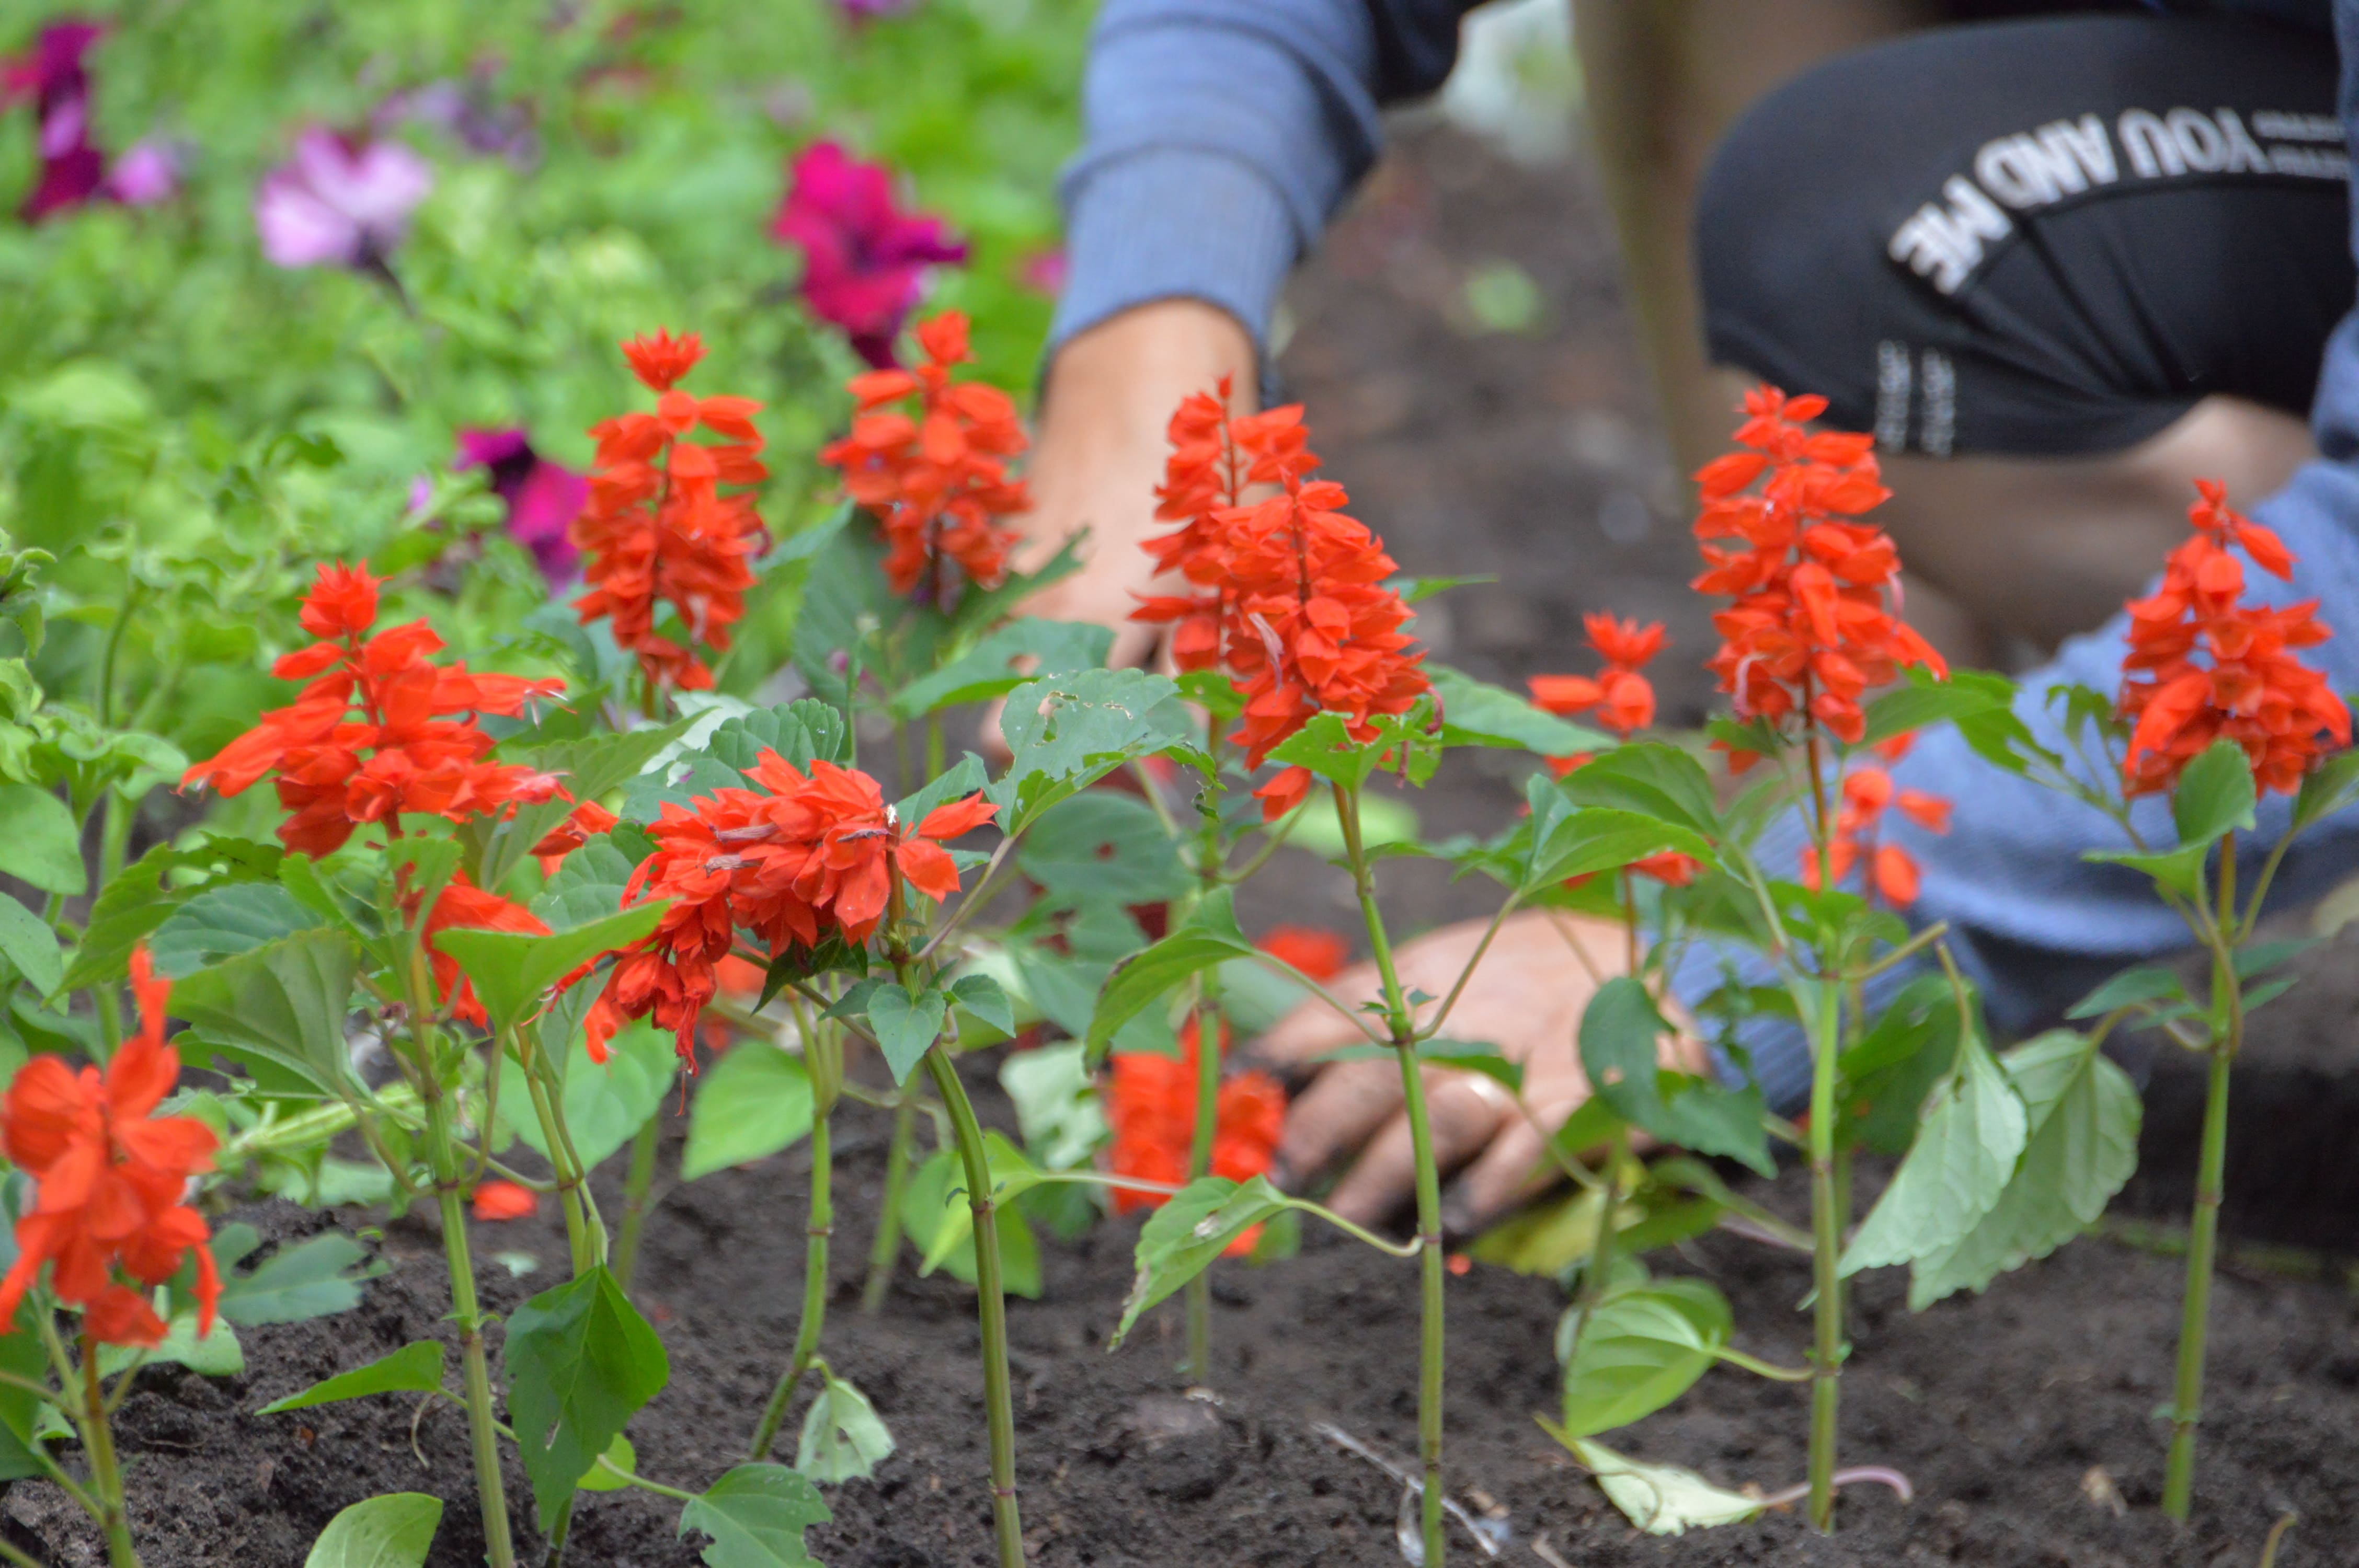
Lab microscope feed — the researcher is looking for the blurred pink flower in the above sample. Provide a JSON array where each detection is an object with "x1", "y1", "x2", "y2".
[
  {"x1": 255, "y1": 129, "x2": 433, "y2": 270},
  {"x1": 1018, "y1": 247, "x2": 1067, "y2": 297},
  {"x1": 456, "y1": 429, "x2": 586, "y2": 585},
  {"x1": 4, "y1": 21, "x2": 106, "y2": 220},
  {"x1": 836, "y1": 0, "x2": 921, "y2": 15},
  {"x1": 102, "y1": 139, "x2": 180, "y2": 205},
  {"x1": 772, "y1": 141, "x2": 964, "y2": 368}
]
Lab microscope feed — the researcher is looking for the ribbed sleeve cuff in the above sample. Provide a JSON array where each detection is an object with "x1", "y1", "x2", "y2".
[{"x1": 1048, "y1": 146, "x2": 1302, "y2": 371}]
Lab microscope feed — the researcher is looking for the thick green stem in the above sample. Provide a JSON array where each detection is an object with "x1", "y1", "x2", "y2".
[
  {"x1": 1184, "y1": 725, "x2": 1229, "y2": 1383},
  {"x1": 2165, "y1": 834, "x2": 2240, "y2": 1522},
  {"x1": 923, "y1": 1048, "x2": 1026, "y2": 1567},
  {"x1": 1805, "y1": 976, "x2": 1845, "y2": 1532},
  {"x1": 79, "y1": 1338, "x2": 139, "y2": 1568},
  {"x1": 862, "y1": 1096, "x2": 919, "y2": 1312},
  {"x1": 523, "y1": 1059, "x2": 596, "y2": 1277},
  {"x1": 1335, "y1": 782, "x2": 1447, "y2": 1567},
  {"x1": 749, "y1": 1112, "x2": 833, "y2": 1459},
  {"x1": 429, "y1": 1096, "x2": 518, "y2": 1568},
  {"x1": 1578, "y1": 1129, "x2": 1628, "y2": 1319},
  {"x1": 611, "y1": 1114, "x2": 662, "y2": 1293}
]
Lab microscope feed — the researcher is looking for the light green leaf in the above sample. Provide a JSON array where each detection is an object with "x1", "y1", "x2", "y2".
[
  {"x1": 168, "y1": 928, "x2": 359, "y2": 1099},
  {"x1": 1549, "y1": 1433, "x2": 1763, "y2": 1536},
  {"x1": 577, "y1": 1433, "x2": 637, "y2": 1492},
  {"x1": 1430, "y1": 664, "x2": 1613, "y2": 756},
  {"x1": 917, "y1": 1132, "x2": 1047, "y2": 1274},
  {"x1": 999, "y1": 1042, "x2": 1108, "y2": 1170},
  {"x1": 680, "y1": 1043, "x2": 813, "y2": 1181},
  {"x1": 1859, "y1": 667, "x2": 2014, "y2": 747},
  {"x1": 1559, "y1": 1279, "x2": 1733, "y2": 1437},
  {"x1": 948, "y1": 973, "x2": 1016, "y2": 1038},
  {"x1": 899, "y1": 1149, "x2": 1043, "y2": 1299},
  {"x1": 889, "y1": 617, "x2": 1112, "y2": 718},
  {"x1": 2065, "y1": 964, "x2": 2186, "y2": 1021},
  {"x1": 1016, "y1": 793, "x2": 1188, "y2": 905},
  {"x1": 989, "y1": 668, "x2": 1194, "y2": 831},
  {"x1": 150, "y1": 882, "x2": 322, "y2": 978},
  {"x1": 1110, "y1": 1175, "x2": 1290, "y2": 1348},
  {"x1": 0, "y1": 1302, "x2": 51, "y2": 1479},
  {"x1": 1265, "y1": 707, "x2": 1440, "y2": 792},
  {"x1": 2172, "y1": 739, "x2": 2258, "y2": 848},
  {"x1": 0, "y1": 892, "x2": 61, "y2": 998},
  {"x1": 1907, "y1": 1030, "x2": 2140, "y2": 1308},
  {"x1": 0, "y1": 785, "x2": 82, "y2": 895},
  {"x1": 1085, "y1": 887, "x2": 1254, "y2": 1058},
  {"x1": 706, "y1": 699, "x2": 855, "y2": 776},
  {"x1": 303, "y1": 1493, "x2": 442, "y2": 1568},
  {"x1": 501, "y1": 1018, "x2": 677, "y2": 1173},
  {"x1": 677, "y1": 1463, "x2": 831, "y2": 1568},
  {"x1": 2293, "y1": 746, "x2": 2359, "y2": 831},
  {"x1": 465, "y1": 724, "x2": 684, "y2": 892},
  {"x1": 258, "y1": 1341, "x2": 445, "y2": 1415},
  {"x1": 505, "y1": 1265, "x2": 670, "y2": 1529},
  {"x1": 795, "y1": 1374, "x2": 895, "y2": 1483},
  {"x1": 100, "y1": 1312, "x2": 242, "y2": 1377},
  {"x1": 1555, "y1": 743, "x2": 1723, "y2": 841},
  {"x1": 1577, "y1": 979, "x2": 1771, "y2": 1176},
  {"x1": 2083, "y1": 841, "x2": 2209, "y2": 902},
  {"x1": 865, "y1": 982, "x2": 947, "y2": 1087},
  {"x1": 219, "y1": 1232, "x2": 376, "y2": 1325},
  {"x1": 1840, "y1": 1029, "x2": 2029, "y2": 1276},
  {"x1": 60, "y1": 835, "x2": 282, "y2": 991},
  {"x1": 435, "y1": 902, "x2": 666, "y2": 1037}
]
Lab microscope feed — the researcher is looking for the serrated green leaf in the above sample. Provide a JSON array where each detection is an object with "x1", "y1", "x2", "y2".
[
  {"x1": 948, "y1": 973, "x2": 1016, "y2": 1037},
  {"x1": 219, "y1": 1232, "x2": 376, "y2": 1325},
  {"x1": 302, "y1": 1492, "x2": 442, "y2": 1568},
  {"x1": 435, "y1": 902, "x2": 666, "y2": 1036},
  {"x1": 677, "y1": 1463, "x2": 831, "y2": 1568},
  {"x1": 1555, "y1": 743, "x2": 1722, "y2": 841},
  {"x1": 795, "y1": 1374, "x2": 894, "y2": 1483},
  {"x1": 1265, "y1": 707, "x2": 1440, "y2": 792},
  {"x1": 1085, "y1": 886, "x2": 1255, "y2": 1057},
  {"x1": 150, "y1": 882, "x2": 324, "y2": 979},
  {"x1": 2172, "y1": 739, "x2": 2257, "y2": 848},
  {"x1": 1577, "y1": 979, "x2": 1770, "y2": 1175},
  {"x1": 1547, "y1": 1433, "x2": 1762, "y2": 1536},
  {"x1": 259, "y1": 1341, "x2": 445, "y2": 1415},
  {"x1": 1559, "y1": 1279, "x2": 1733, "y2": 1437},
  {"x1": 0, "y1": 785, "x2": 82, "y2": 895},
  {"x1": 506, "y1": 1265, "x2": 670, "y2": 1529},
  {"x1": 1110, "y1": 1175, "x2": 1290, "y2": 1348},
  {"x1": 680, "y1": 1043, "x2": 812, "y2": 1181},
  {"x1": 1430, "y1": 664, "x2": 1612, "y2": 756},
  {"x1": 168, "y1": 928, "x2": 359, "y2": 1099},
  {"x1": 864, "y1": 982, "x2": 947, "y2": 1087},
  {"x1": 466, "y1": 724, "x2": 684, "y2": 892},
  {"x1": 61, "y1": 835, "x2": 282, "y2": 991},
  {"x1": 1841, "y1": 1029, "x2": 2028, "y2": 1276},
  {"x1": 708, "y1": 700, "x2": 854, "y2": 776},
  {"x1": 989, "y1": 668, "x2": 1194, "y2": 831},
  {"x1": 532, "y1": 835, "x2": 641, "y2": 929},
  {"x1": 0, "y1": 892, "x2": 61, "y2": 998},
  {"x1": 889, "y1": 617, "x2": 1112, "y2": 718}
]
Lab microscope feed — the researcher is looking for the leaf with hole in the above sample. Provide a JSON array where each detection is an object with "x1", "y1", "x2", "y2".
[
  {"x1": 677, "y1": 1463, "x2": 831, "y2": 1568},
  {"x1": 796, "y1": 1373, "x2": 895, "y2": 1483},
  {"x1": 1110, "y1": 1175, "x2": 1290, "y2": 1348}
]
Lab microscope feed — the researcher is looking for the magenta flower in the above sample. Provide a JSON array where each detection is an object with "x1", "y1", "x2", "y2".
[
  {"x1": 4, "y1": 21, "x2": 106, "y2": 220},
  {"x1": 772, "y1": 141, "x2": 964, "y2": 368},
  {"x1": 102, "y1": 140, "x2": 181, "y2": 206},
  {"x1": 456, "y1": 429, "x2": 587, "y2": 585},
  {"x1": 255, "y1": 128, "x2": 433, "y2": 270},
  {"x1": 836, "y1": 0, "x2": 921, "y2": 16}
]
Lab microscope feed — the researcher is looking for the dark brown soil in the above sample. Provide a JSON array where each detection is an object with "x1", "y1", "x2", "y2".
[{"x1": 6, "y1": 1055, "x2": 2353, "y2": 1568}]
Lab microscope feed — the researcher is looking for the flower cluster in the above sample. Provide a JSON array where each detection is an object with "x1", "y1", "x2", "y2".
[
  {"x1": 584, "y1": 754, "x2": 994, "y2": 1061},
  {"x1": 0, "y1": 950, "x2": 219, "y2": 1347},
  {"x1": 1105, "y1": 1017, "x2": 1287, "y2": 1254},
  {"x1": 820, "y1": 311, "x2": 1027, "y2": 602},
  {"x1": 182, "y1": 563, "x2": 563, "y2": 856},
  {"x1": 1799, "y1": 736, "x2": 1951, "y2": 906},
  {"x1": 255, "y1": 127, "x2": 432, "y2": 271},
  {"x1": 774, "y1": 141, "x2": 965, "y2": 368},
  {"x1": 1133, "y1": 388, "x2": 1427, "y2": 817},
  {"x1": 571, "y1": 330, "x2": 768, "y2": 693},
  {"x1": 1531, "y1": 614, "x2": 1699, "y2": 886},
  {"x1": 456, "y1": 428, "x2": 587, "y2": 585},
  {"x1": 1692, "y1": 387, "x2": 1944, "y2": 759},
  {"x1": 3, "y1": 20, "x2": 177, "y2": 221},
  {"x1": 2118, "y1": 480, "x2": 2350, "y2": 797}
]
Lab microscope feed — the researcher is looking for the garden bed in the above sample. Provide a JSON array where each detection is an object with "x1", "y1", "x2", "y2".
[{"x1": 5, "y1": 1053, "x2": 2351, "y2": 1568}]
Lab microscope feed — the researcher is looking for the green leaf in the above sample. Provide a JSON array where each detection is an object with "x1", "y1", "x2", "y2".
[
  {"x1": 0, "y1": 892, "x2": 61, "y2": 998},
  {"x1": 865, "y1": 982, "x2": 948, "y2": 1087},
  {"x1": 2066, "y1": 964, "x2": 2186, "y2": 1021},
  {"x1": 1418, "y1": 1039, "x2": 1524, "y2": 1094},
  {"x1": 2172, "y1": 739, "x2": 2257, "y2": 847},
  {"x1": 219, "y1": 1232, "x2": 376, "y2": 1325},
  {"x1": 989, "y1": 668, "x2": 1194, "y2": 831},
  {"x1": 892, "y1": 753, "x2": 990, "y2": 836},
  {"x1": 100, "y1": 1312, "x2": 243, "y2": 1377},
  {"x1": 502, "y1": 1018, "x2": 677, "y2": 1173},
  {"x1": 1430, "y1": 664, "x2": 1612, "y2": 756},
  {"x1": 1085, "y1": 887, "x2": 1255, "y2": 1058},
  {"x1": 435, "y1": 902, "x2": 666, "y2": 1037},
  {"x1": 795, "y1": 1373, "x2": 895, "y2": 1483},
  {"x1": 533, "y1": 835, "x2": 642, "y2": 929},
  {"x1": 677, "y1": 1464, "x2": 831, "y2": 1568},
  {"x1": 466, "y1": 724, "x2": 685, "y2": 892},
  {"x1": 889, "y1": 617, "x2": 1113, "y2": 718},
  {"x1": 1524, "y1": 801, "x2": 1713, "y2": 894},
  {"x1": 258, "y1": 1341, "x2": 445, "y2": 1415},
  {"x1": 917, "y1": 1132, "x2": 1048, "y2": 1274},
  {"x1": 1547, "y1": 1433, "x2": 1762, "y2": 1536},
  {"x1": 948, "y1": 973, "x2": 1016, "y2": 1037},
  {"x1": 2292, "y1": 746, "x2": 2359, "y2": 831},
  {"x1": 302, "y1": 1493, "x2": 442, "y2": 1568},
  {"x1": 576, "y1": 1433, "x2": 637, "y2": 1492},
  {"x1": 1555, "y1": 743, "x2": 1722, "y2": 841},
  {"x1": 1907, "y1": 1029, "x2": 2140, "y2": 1308},
  {"x1": 2234, "y1": 937, "x2": 2317, "y2": 978},
  {"x1": 999, "y1": 1041, "x2": 1109, "y2": 1170},
  {"x1": 1859, "y1": 667, "x2": 2014, "y2": 747},
  {"x1": 150, "y1": 882, "x2": 323, "y2": 978},
  {"x1": 2083, "y1": 841, "x2": 2209, "y2": 901},
  {"x1": 505, "y1": 1265, "x2": 670, "y2": 1530},
  {"x1": 1559, "y1": 1279, "x2": 1733, "y2": 1437},
  {"x1": 1840, "y1": 1029, "x2": 2028, "y2": 1276},
  {"x1": 707, "y1": 700, "x2": 854, "y2": 776},
  {"x1": 899, "y1": 1149, "x2": 1044, "y2": 1299},
  {"x1": 1016, "y1": 792, "x2": 1188, "y2": 905},
  {"x1": 168, "y1": 928, "x2": 359, "y2": 1099},
  {"x1": 61, "y1": 835, "x2": 282, "y2": 991},
  {"x1": 1835, "y1": 973, "x2": 1952, "y2": 1081},
  {"x1": 1265, "y1": 707, "x2": 1440, "y2": 792},
  {"x1": 1110, "y1": 1175, "x2": 1290, "y2": 1348},
  {"x1": 0, "y1": 784, "x2": 82, "y2": 895},
  {"x1": 1577, "y1": 979, "x2": 1771, "y2": 1176},
  {"x1": 680, "y1": 1043, "x2": 813, "y2": 1181},
  {"x1": 0, "y1": 1302, "x2": 52, "y2": 1479}
]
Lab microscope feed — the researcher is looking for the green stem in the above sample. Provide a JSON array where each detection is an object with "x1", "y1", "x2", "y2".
[
  {"x1": 1578, "y1": 1129, "x2": 1627, "y2": 1319},
  {"x1": 611, "y1": 1114, "x2": 662, "y2": 1293},
  {"x1": 923, "y1": 1047, "x2": 1026, "y2": 1568},
  {"x1": 1335, "y1": 781, "x2": 1447, "y2": 1568},
  {"x1": 749, "y1": 1112, "x2": 833, "y2": 1459},
  {"x1": 1805, "y1": 974, "x2": 1844, "y2": 1533},
  {"x1": 78, "y1": 1336, "x2": 139, "y2": 1568},
  {"x1": 1183, "y1": 724, "x2": 1229, "y2": 1385},
  {"x1": 522, "y1": 1051, "x2": 596, "y2": 1277},
  {"x1": 862, "y1": 1095, "x2": 919, "y2": 1313}
]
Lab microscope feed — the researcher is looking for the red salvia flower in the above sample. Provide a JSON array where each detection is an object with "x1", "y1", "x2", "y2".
[
  {"x1": 820, "y1": 311, "x2": 1028, "y2": 604},
  {"x1": 582, "y1": 753, "x2": 995, "y2": 1063},
  {"x1": 1256, "y1": 925, "x2": 1349, "y2": 983},
  {"x1": 0, "y1": 949, "x2": 220, "y2": 1348},
  {"x1": 182, "y1": 562, "x2": 564, "y2": 856},
  {"x1": 1105, "y1": 1017, "x2": 1286, "y2": 1254},
  {"x1": 470, "y1": 1180, "x2": 539, "y2": 1221},
  {"x1": 419, "y1": 875, "x2": 552, "y2": 1030},
  {"x1": 1691, "y1": 387, "x2": 1944, "y2": 763},
  {"x1": 1798, "y1": 736, "x2": 1951, "y2": 907},
  {"x1": 2117, "y1": 480, "x2": 2350, "y2": 798},
  {"x1": 571, "y1": 331, "x2": 769, "y2": 692},
  {"x1": 531, "y1": 799, "x2": 620, "y2": 877},
  {"x1": 1531, "y1": 615, "x2": 1700, "y2": 887}
]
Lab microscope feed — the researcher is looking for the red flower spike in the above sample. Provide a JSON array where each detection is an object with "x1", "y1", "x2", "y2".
[
  {"x1": 182, "y1": 563, "x2": 565, "y2": 857},
  {"x1": 622, "y1": 329, "x2": 706, "y2": 392},
  {"x1": 2116, "y1": 481, "x2": 2350, "y2": 798},
  {"x1": 1105, "y1": 1017, "x2": 1286, "y2": 1254},
  {"x1": 819, "y1": 309, "x2": 1028, "y2": 606},
  {"x1": 0, "y1": 953, "x2": 221, "y2": 1348},
  {"x1": 1530, "y1": 616, "x2": 1699, "y2": 887},
  {"x1": 1796, "y1": 744, "x2": 1950, "y2": 909}
]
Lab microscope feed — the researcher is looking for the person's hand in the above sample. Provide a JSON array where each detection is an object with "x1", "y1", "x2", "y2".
[{"x1": 1251, "y1": 908, "x2": 1697, "y2": 1236}]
